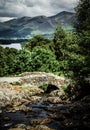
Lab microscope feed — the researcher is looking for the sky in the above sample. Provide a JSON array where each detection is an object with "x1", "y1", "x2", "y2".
[{"x1": 0, "y1": 0, "x2": 78, "y2": 22}]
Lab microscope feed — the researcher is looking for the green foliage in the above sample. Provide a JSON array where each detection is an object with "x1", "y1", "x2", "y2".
[
  {"x1": 71, "y1": 0, "x2": 90, "y2": 96},
  {"x1": 73, "y1": 31, "x2": 90, "y2": 88},
  {"x1": 11, "y1": 81, "x2": 21, "y2": 86},
  {"x1": 15, "y1": 49, "x2": 32, "y2": 74},
  {"x1": 75, "y1": 0, "x2": 90, "y2": 33},
  {"x1": 53, "y1": 22, "x2": 90, "y2": 96},
  {"x1": 5, "y1": 47, "x2": 18, "y2": 74},
  {"x1": 53, "y1": 25, "x2": 80, "y2": 77},
  {"x1": 0, "y1": 46, "x2": 7, "y2": 76},
  {"x1": 0, "y1": 46, "x2": 18, "y2": 76},
  {"x1": 0, "y1": 38, "x2": 59, "y2": 76},
  {"x1": 24, "y1": 35, "x2": 53, "y2": 51},
  {"x1": 53, "y1": 25, "x2": 67, "y2": 60},
  {"x1": 31, "y1": 47, "x2": 59, "y2": 72},
  {"x1": 39, "y1": 84, "x2": 48, "y2": 91}
]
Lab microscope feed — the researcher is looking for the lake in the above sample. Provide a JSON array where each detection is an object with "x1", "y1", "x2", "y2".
[{"x1": 0, "y1": 43, "x2": 22, "y2": 50}]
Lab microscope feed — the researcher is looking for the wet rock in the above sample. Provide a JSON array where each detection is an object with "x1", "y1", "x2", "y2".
[
  {"x1": 0, "y1": 109, "x2": 2, "y2": 114},
  {"x1": 13, "y1": 101, "x2": 22, "y2": 107},
  {"x1": 6, "y1": 104, "x2": 31, "y2": 113},
  {"x1": 30, "y1": 118, "x2": 52, "y2": 126},
  {"x1": 30, "y1": 96, "x2": 42, "y2": 103},
  {"x1": 35, "y1": 125, "x2": 54, "y2": 130},
  {"x1": 40, "y1": 118, "x2": 52, "y2": 125},
  {"x1": 0, "y1": 102, "x2": 6, "y2": 108},
  {"x1": 49, "y1": 113, "x2": 65, "y2": 121},
  {"x1": 4, "y1": 116, "x2": 10, "y2": 121},
  {"x1": 4, "y1": 123, "x2": 13, "y2": 127},
  {"x1": 9, "y1": 128, "x2": 25, "y2": 130},
  {"x1": 6, "y1": 108, "x2": 17, "y2": 113},
  {"x1": 45, "y1": 97, "x2": 63, "y2": 104},
  {"x1": 26, "y1": 125, "x2": 54, "y2": 130},
  {"x1": 18, "y1": 105, "x2": 31, "y2": 112},
  {"x1": 26, "y1": 126, "x2": 36, "y2": 130},
  {"x1": 49, "y1": 89, "x2": 65, "y2": 97},
  {"x1": 62, "y1": 119, "x2": 80, "y2": 127},
  {"x1": 9, "y1": 124, "x2": 26, "y2": 130},
  {"x1": 15, "y1": 124, "x2": 26, "y2": 128}
]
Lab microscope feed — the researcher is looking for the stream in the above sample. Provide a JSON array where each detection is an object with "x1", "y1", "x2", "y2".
[
  {"x1": 0, "y1": 95, "x2": 67, "y2": 130},
  {"x1": 0, "y1": 95, "x2": 89, "y2": 130}
]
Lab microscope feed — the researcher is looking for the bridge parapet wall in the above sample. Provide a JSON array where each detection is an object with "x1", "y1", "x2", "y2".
[{"x1": 20, "y1": 72, "x2": 65, "y2": 89}]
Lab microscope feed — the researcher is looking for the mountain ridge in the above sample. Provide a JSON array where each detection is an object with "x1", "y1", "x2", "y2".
[{"x1": 0, "y1": 11, "x2": 76, "y2": 39}]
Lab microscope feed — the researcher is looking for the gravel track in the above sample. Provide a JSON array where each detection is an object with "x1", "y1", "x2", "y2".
[{"x1": 0, "y1": 77, "x2": 21, "y2": 83}]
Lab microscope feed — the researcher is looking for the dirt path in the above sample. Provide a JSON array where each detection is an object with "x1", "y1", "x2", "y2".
[{"x1": 0, "y1": 77, "x2": 21, "y2": 83}]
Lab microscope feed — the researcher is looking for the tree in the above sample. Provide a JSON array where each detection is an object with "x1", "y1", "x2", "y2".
[
  {"x1": 75, "y1": 0, "x2": 90, "y2": 33},
  {"x1": 61, "y1": 32, "x2": 80, "y2": 76},
  {"x1": 0, "y1": 46, "x2": 18, "y2": 76},
  {"x1": 53, "y1": 25, "x2": 67, "y2": 60},
  {"x1": 31, "y1": 47, "x2": 59, "y2": 72},
  {"x1": 53, "y1": 26, "x2": 79, "y2": 76},
  {"x1": 14, "y1": 49, "x2": 32, "y2": 74},
  {"x1": 74, "y1": 0, "x2": 90, "y2": 96},
  {"x1": 0, "y1": 46, "x2": 8, "y2": 76},
  {"x1": 24, "y1": 35, "x2": 53, "y2": 51},
  {"x1": 5, "y1": 47, "x2": 18, "y2": 75}
]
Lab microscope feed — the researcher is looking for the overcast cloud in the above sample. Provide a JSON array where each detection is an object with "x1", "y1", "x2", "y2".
[{"x1": 0, "y1": 0, "x2": 78, "y2": 21}]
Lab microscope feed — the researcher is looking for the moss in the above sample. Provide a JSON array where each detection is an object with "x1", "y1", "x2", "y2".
[{"x1": 39, "y1": 84, "x2": 48, "y2": 92}]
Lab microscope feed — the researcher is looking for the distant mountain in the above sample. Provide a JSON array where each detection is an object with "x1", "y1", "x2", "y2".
[
  {"x1": 0, "y1": 11, "x2": 76, "y2": 39},
  {"x1": 49, "y1": 11, "x2": 75, "y2": 26}
]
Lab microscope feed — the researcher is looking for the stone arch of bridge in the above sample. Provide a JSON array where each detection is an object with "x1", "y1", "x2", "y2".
[{"x1": 39, "y1": 84, "x2": 59, "y2": 93}]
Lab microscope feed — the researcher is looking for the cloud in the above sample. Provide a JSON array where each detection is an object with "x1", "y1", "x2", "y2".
[
  {"x1": 0, "y1": 0, "x2": 78, "y2": 19},
  {"x1": 0, "y1": 17, "x2": 15, "y2": 22}
]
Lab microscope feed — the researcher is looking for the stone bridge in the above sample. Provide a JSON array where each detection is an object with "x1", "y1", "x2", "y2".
[{"x1": 20, "y1": 72, "x2": 66, "y2": 90}]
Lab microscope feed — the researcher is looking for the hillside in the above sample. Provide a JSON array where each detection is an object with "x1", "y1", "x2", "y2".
[{"x1": 0, "y1": 11, "x2": 75, "y2": 39}]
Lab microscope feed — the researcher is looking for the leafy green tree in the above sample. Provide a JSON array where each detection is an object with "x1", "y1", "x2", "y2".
[
  {"x1": 77, "y1": 31, "x2": 90, "y2": 86},
  {"x1": 5, "y1": 47, "x2": 18, "y2": 75},
  {"x1": 53, "y1": 25, "x2": 67, "y2": 60},
  {"x1": 53, "y1": 26, "x2": 79, "y2": 76},
  {"x1": 75, "y1": 0, "x2": 90, "y2": 33},
  {"x1": 24, "y1": 35, "x2": 53, "y2": 51},
  {"x1": 15, "y1": 49, "x2": 32, "y2": 74},
  {"x1": 60, "y1": 32, "x2": 79, "y2": 76},
  {"x1": 0, "y1": 46, "x2": 18, "y2": 76},
  {"x1": 73, "y1": 0, "x2": 90, "y2": 96},
  {"x1": 31, "y1": 47, "x2": 59, "y2": 72},
  {"x1": 0, "y1": 46, "x2": 8, "y2": 76}
]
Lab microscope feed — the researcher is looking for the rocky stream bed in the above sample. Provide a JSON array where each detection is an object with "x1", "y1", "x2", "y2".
[{"x1": 0, "y1": 76, "x2": 90, "y2": 130}]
